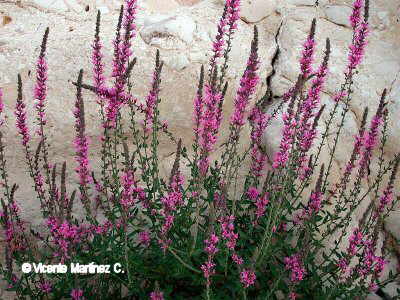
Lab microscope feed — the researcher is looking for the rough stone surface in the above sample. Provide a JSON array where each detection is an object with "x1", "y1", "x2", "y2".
[
  {"x1": 140, "y1": 15, "x2": 196, "y2": 49},
  {"x1": 323, "y1": 5, "x2": 353, "y2": 27},
  {"x1": 239, "y1": 0, "x2": 277, "y2": 23},
  {"x1": 385, "y1": 211, "x2": 400, "y2": 241},
  {"x1": 0, "y1": 0, "x2": 399, "y2": 295},
  {"x1": 286, "y1": 0, "x2": 316, "y2": 6},
  {"x1": 218, "y1": 0, "x2": 277, "y2": 23}
]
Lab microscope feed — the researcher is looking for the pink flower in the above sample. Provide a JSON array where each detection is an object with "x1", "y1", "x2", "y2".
[
  {"x1": 34, "y1": 56, "x2": 48, "y2": 129},
  {"x1": 230, "y1": 27, "x2": 260, "y2": 128},
  {"x1": 368, "y1": 282, "x2": 378, "y2": 292},
  {"x1": 120, "y1": 170, "x2": 136, "y2": 207},
  {"x1": 106, "y1": 0, "x2": 138, "y2": 126},
  {"x1": 138, "y1": 231, "x2": 151, "y2": 247},
  {"x1": 349, "y1": 0, "x2": 364, "y2": 30},
  {"x1": 15, "y1": 82, "x2": 31, "y2": 147},
  {"x1": 201, "y1": 232, "x2": 219, "y2": 286},
  {"x1": 299, "y1": 19, "x2": 316, "y2": 78},
  {"x1": 209, "y1": 0, "x2": 241, "y2": 70},
  {"x1": 255, "y1": 192, "x2": 269, "y2": 221},
  {"x1": 70, "y1": 288, "x2": 84, "y2": 300},
  {"x1": 376, "y1": 186, "x2": 394, "y2": 216},
  {"x1": 226, "y1": 0, "x2": 241, "y2": 34},
  {"x1": 240, "y1": 269, "x2": 256, "y2": 288},
  {"x1": 247, "y1": 186, "x2": 259, "y2": 200},
  {"x1": 150, "y1": 291, "x2": 164, "y2": 300},
  {"x1": 201, "y1": 259, "x2": 216, "y2": 285},
  {"x1": 337, "y1": 258, "x2": 349, "y2": 274},
  {"x1": 219, "y1": 215, "x2": 238, "y2": 251},
  {"x1": 232, "y1": 253, "x2": 243, "y2": 265},
  {"x1": 38, "y1": 281, "x2": 52, "y2": 293},
  {"x1": 34, "y1": 28, "x2": 49, "y2": 133},
  {"x1": 333, "y1": 91, "x2": 347, "y2": 103},
  {"x1": 347, "y1": 228, "x2": 363, "y2": 256},
  {"x1": 158, "y1": 171, "x2": 185, "y2": 251},
  {"x1": 204, "y1": 233, "x2": 219, "y2": 256},
  {"x1": 289, "y1": 292, "x2": 297, "y2": 300},
  {"x1": 284, "y1": 253, "x2": 307, "y2": 283},
  {"x1": 347, "y1": 21, "x2": 369, "y2": 75}
]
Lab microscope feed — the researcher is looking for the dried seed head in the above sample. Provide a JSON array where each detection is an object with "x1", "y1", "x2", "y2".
[
  {"x1": 310, "y1": 18, "x2": 317, "y2": 40},
  {"x1": 361, "y1": 107, "x2": 369, "y2": 130},
  {"x1": 17, "y1": 74, "x2": 22, "y2": 101},
  {"x1": 123, "y1": 57, "x2": 137, "y2": 82},
  {"x1": 221, "y1": 81, "x2": 228, "y2": 99},
  {"x1": 312, "y1": 104, "x2": 326, "y2": 130},
  {"x1": 95, "y1": 10, "x2": 101, "y2": 39},
  {"x1": 364, "y1": 0, "x2": 370, "y2": 22},
  {"x1": 252, "y1": 25, "x2": 259, "y2": 54},
  {"x1": 323, "y1": 38, "x2": 331, "y2": 67},
  {"x1": 315, "y1": 164, "x2": 325, "y2": 193},
  {"x1": 169, "y1": 139, "x2": 182, "y2": 185},
  {"x1": 377, "y1": 88, "x2": 387, "y2": 117},
  {"x1": 40, "y1": 27, "x2": 50, "y2": 58},
  {"x1": 198, "y1": 65, "x2": 205, "y2": 97}
]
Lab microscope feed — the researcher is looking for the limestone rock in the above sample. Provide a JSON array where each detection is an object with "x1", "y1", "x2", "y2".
[
  {"x1": 217, "y1": 0, "x2": 277, "y2": 23},
  {"x1": 323, "y1": 5, "x2": 352, "y2": 27},
  {"x1": 176, "y1": 0, "x2": 204, "y2": 6},
  {"x1": 144, "y1": 0, "x2": 180, "y2": 13},
  {"x1": 239, "y1": 0, "x2": 277, "y2": 23},
  {"x1": 165, "y1": 54, "x2": 189, "y2": 70},
  {"x1": 0, "y1": 0, "x2": 400, "y2": 289},
  {"x1": 140, "y1": 15, "x2": 196, "y2": 49},
  {"x1": 287, "y1": 0, "x2": 317, "y2": 6},
  {"x1": 385, "y1": 211, "x2": 400, "y2": 241},
  {"x1": 33, "y1": 0, "x2": 69, "y2": 11}
]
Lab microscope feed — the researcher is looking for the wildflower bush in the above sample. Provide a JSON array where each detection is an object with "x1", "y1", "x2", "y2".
[{"x1": 0, "y1": 0, "x2": 399, "y2": 299}]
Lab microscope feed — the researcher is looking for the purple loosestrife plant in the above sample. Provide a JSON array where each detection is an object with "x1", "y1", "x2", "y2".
[{"x1": 0, "y1": 0, "x2": 399, "y2": 299}]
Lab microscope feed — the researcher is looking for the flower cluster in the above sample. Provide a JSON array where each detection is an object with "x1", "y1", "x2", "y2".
[
  {"x1": 201, "y1": 233, "x2": 219, "y2": 286},
  {"x1": 70, "y1": 288, "x2": 84, "y2": 300},
  {"x1": 230, "y1": 27, "x2": 260, "y2": 128},
  {"x1": 120, "y1": 170, "x2": 136, "y2": 208},
  {"x1": 240, "y1": 269, "x2": 256, "y2": 288},
  {"x1": 159, "y1": 171, "x2": 184, "y2": 251},
  {"x1": 198, "y1": 84, "x2": 223, "y2": 175},
  {"x1": 73, "y1": 71, "x2": 91, "y2": 188},
  {"x1": 105, "y1": 0, "x2": 138, "y2": 127},
  {"x1": 349, "y1": 0, "x2": 364, "y2": 29},
  {"x1": 219, "y1": 215, "x2": 239, "y2": 250},
  {"x1": 92, "y1": 11, "x2": 106, "y2": 97},
  {"x1": 249, "y1": 106, "x2": 270, "y2": 177},
  {"x1": 34, "y1": 27, "x2": 49, "y2": 132},
  {"x1": 15, "y1": 76, "x2": 30, "y2": 147},
  {"x1": 299, "y1": 19, "x2": 316, "y2": 78},
  {"x1": 347, "y1": 21, "x2": 369, "y2": 76},
  {"x1": 150, "y1": 291, "x2": 164, "y2": 300},
  {"x1": 284, "y1": 253, "x2": 307, "y2": 283}
]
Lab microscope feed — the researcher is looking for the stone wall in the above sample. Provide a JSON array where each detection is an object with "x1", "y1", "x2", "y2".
[{"x1": 0, "y1": 0, "x2": 399, "y2": 298}]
